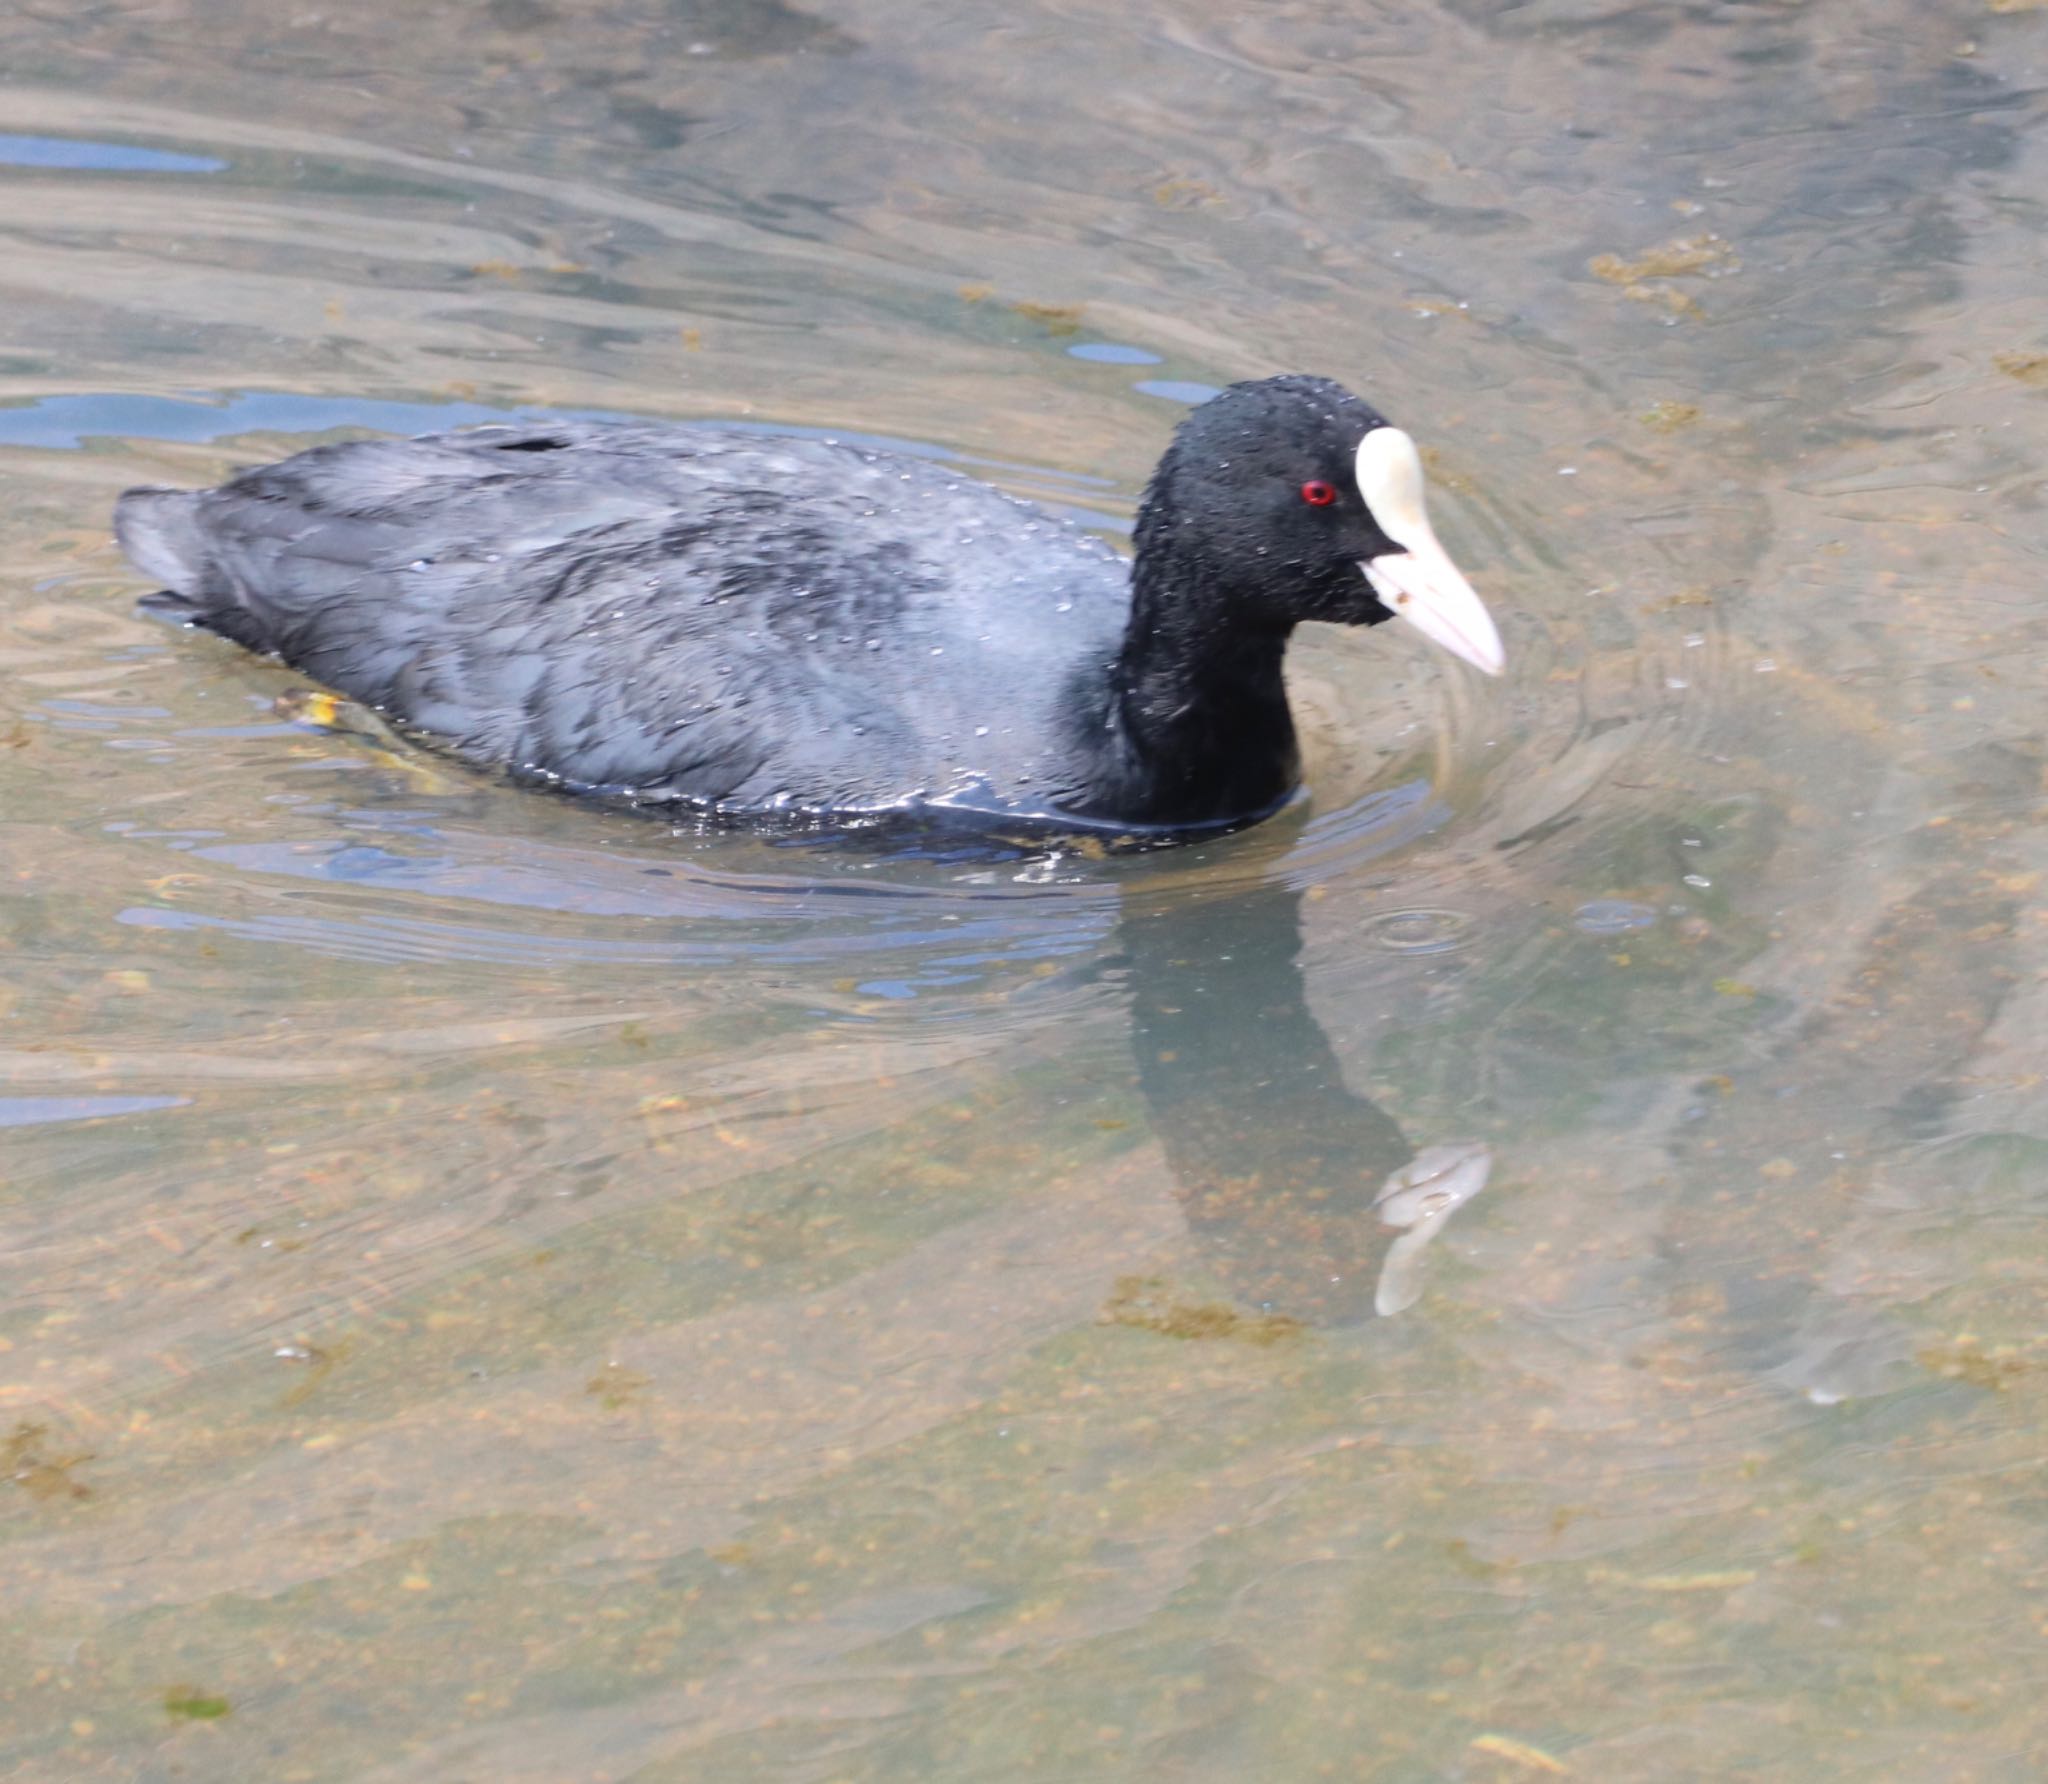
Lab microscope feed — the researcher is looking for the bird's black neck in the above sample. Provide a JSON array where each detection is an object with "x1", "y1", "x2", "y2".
[{"x1": 1089, "y1": 488, "x2": 1302, "y2": 828}]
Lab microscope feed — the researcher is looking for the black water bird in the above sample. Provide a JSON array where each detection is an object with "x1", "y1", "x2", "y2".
[{"x1": 115, "y1": 375, "x2": 1503, "y2": 838}]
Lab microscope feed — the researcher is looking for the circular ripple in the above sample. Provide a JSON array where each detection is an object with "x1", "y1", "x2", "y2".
[
  {"x1": 1573, "y1": 898, "x2": 1659, "y2": 935},
  {"x1": 1359, "y1": 906, "x2": 1476, "y2": 954}
]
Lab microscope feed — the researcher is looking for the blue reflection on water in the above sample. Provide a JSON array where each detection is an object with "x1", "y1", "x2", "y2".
[
  {"x1": 1068, "y1": 342, "x2": 1163, "y2": 365},
  {"x1": 0, "y1": 1095, "x2": 190, "y2": 1129},
  {"x1": 0, "y1": 134, "x2": 226, "y2": 174}
]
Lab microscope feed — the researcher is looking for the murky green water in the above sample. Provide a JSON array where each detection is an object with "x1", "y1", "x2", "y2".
[{"x1": 4, "y1": 1, "x2": 2046, "y2": 1777}]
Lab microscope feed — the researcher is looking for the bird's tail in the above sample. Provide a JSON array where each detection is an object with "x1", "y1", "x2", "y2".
[{"x1": 113, "y1": 487, "x2": 210, "y2": 596}]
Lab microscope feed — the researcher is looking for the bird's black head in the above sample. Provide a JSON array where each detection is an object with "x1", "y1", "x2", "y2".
[{"x1": 1133, "y1": 374, "x2": 1503, "y2": 675}]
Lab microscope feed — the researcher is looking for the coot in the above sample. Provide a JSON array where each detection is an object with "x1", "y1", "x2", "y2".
[{"x1": 115, "y1": 375, "x2": 1502, "y2": 837}]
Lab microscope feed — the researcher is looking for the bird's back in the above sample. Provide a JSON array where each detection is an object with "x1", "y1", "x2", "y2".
[{"x1": 116, "y1": 422, "x2": 1133, "y2": 818}]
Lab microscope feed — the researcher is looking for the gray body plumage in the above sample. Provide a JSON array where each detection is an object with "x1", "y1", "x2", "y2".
[{"x1": 117, "y1": 422, "x2": 1131, "y2": 821}]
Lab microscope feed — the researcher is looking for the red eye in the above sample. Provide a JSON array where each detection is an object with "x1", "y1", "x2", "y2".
[{"x1": 1300, "y1": 480, "x2": 1337, "y2": 507}]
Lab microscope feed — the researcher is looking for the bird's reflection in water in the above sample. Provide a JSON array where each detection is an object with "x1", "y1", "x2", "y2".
[
  {"x1": 1371, "y1": 1141, "x2": 1494, "y2": 1316},
  {"x1": 1117, "y1": 877, "x2": 1491, "y2": 1325}
]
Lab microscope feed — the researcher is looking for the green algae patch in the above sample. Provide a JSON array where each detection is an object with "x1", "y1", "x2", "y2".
[
  {"x1": 1098, "y1": 1275, "x2": 1302, "y2": 1346},
  {"x1": 1918, "y1": 1338, "x2": 2035, "y2": 1390},
  {"x1": 2, "y1": 1421, "x2": 92, "y2": 1503},
  {"x1": 584, "y1": 1363, "x2": 652, "y2": 1410},
  {"x1": 1590, "y1": 235, "x2": 1737, "y2": 283},
  {"x1": 1589, "y1": 232, "x2": 1737, "y2": 317},
  {"x1": 1641, "y1": 400, "x2": 1702, "y2": 432},
  {"x1": 1009, "y1": 300, "x2": 1086, "y2": 335}
]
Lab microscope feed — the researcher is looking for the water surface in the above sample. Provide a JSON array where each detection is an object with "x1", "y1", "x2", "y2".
[{"x1": 3, "y1": 1, "x2": 2047, "y2": 1778}]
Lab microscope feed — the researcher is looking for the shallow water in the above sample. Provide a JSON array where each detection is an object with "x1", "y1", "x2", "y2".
[{"x1": 3, "y1": 1, "x2": 2047, "y2": 1777}]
